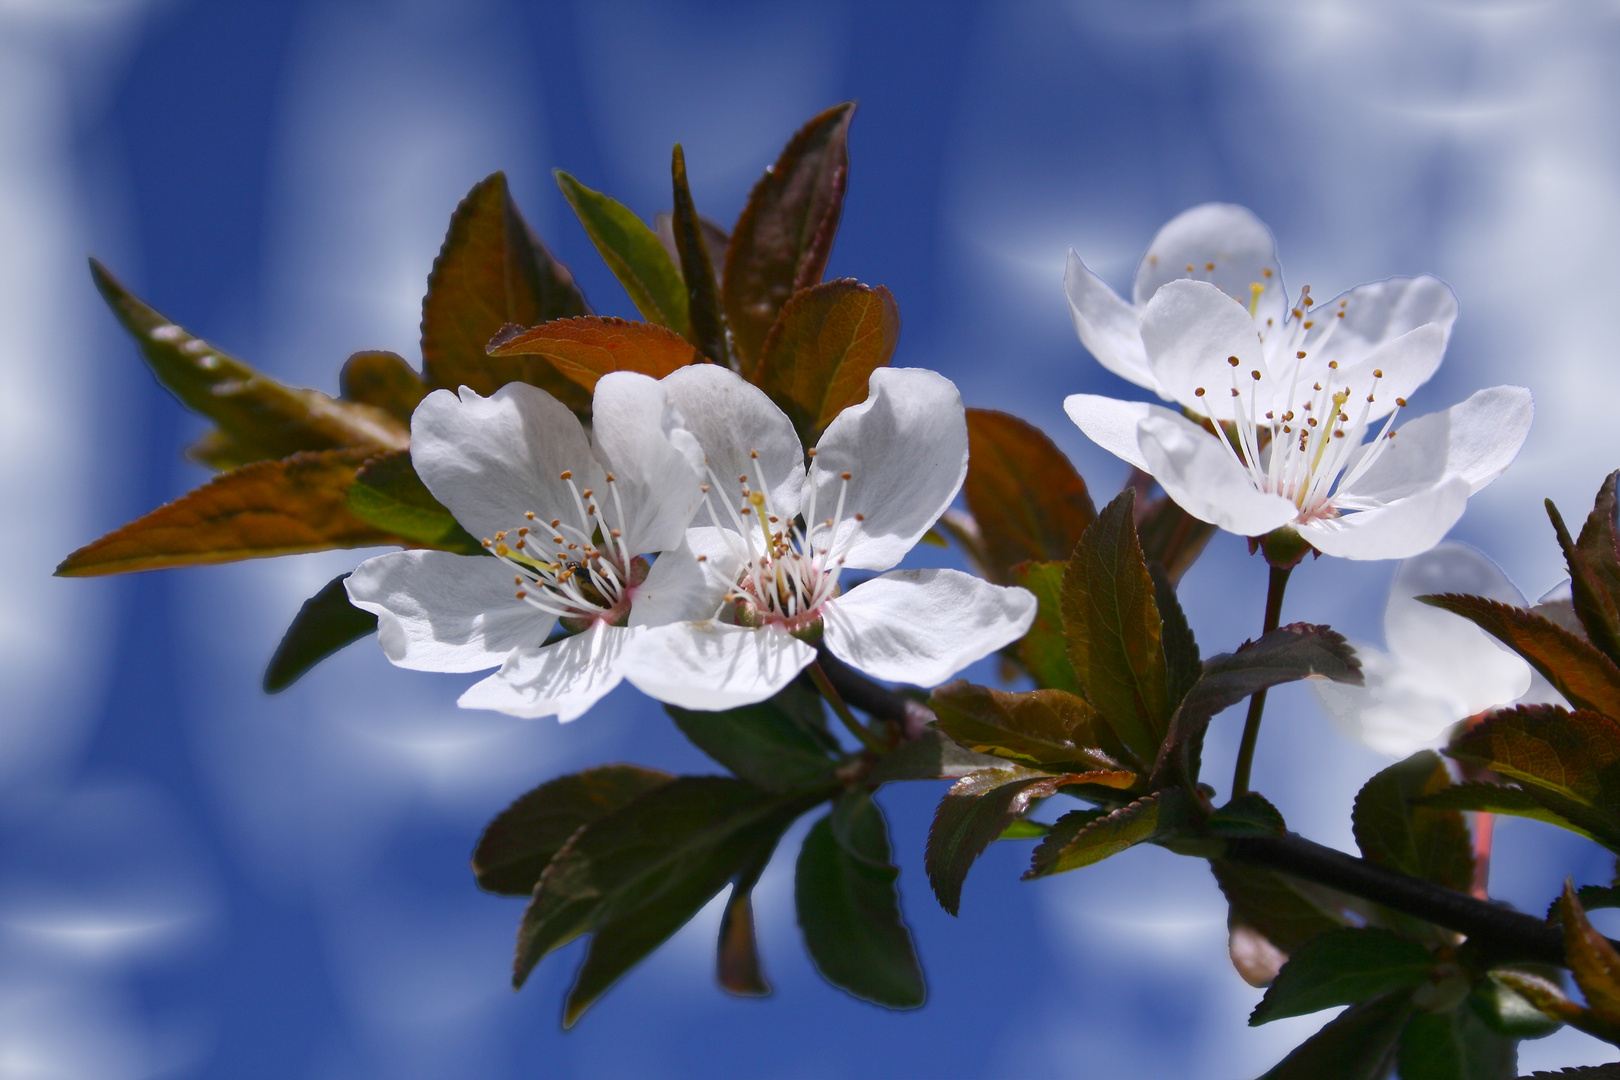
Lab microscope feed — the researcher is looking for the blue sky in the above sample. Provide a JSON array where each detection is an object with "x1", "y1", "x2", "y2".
[{"x1": 5, "y1": 1, "x2": 1620, "y2": 1076}]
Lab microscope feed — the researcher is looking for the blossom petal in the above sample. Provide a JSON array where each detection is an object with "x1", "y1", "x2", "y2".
[
  {"x1": 1338, "y1": 386, "x2": 1533, "y2": 504},
  {"x1": 1139, "y1": 279, "x2": 1267, "y2": 419},
  {"x1": 589, "y1": 371, "x2": 705, "y2": 552},
  {"x1": 1381, "y1": 542, "x2": 1532, "y2": 715},
  {"x1": 1312, "y1": 275, "x2": 1458, "y2": 372},
  {"x1": 458, "y1": 623, "x2": 632, "y2": 721},
  {"x1": 1065, "y1": 249, "x2": 1160, "y2": 393},
  {"x1": 1324, "y1": 324, "x2": 1448, "y2": 425},
  {"x1": 1296, "y1": 476, "x2": 1471, "y2": 560},
  {"x1": 1313, "y1": 650, "x2": 1464, "y2": 757},
  {"x1": 627, "y1": 540, "x2": 733, "y2": 627},
  {"x1": 821, "y1": 569, "x2": 1036, "y2": 686},
  {"x1": 411, "y1": 383, "x2": 604, "y2": 543},
  {"x1": 806, "y1": 367, "x2": 968, "y2": 572},
  {"x1": 661, "y1": 363, "x2": 804, "y2": 524},
  {"x1": 624, "y1": 622, "x2": 815, "y2": 710},
  {"x1": 1064, "y1": 393, "x2": 1165, "y2": 472},
  {"x1": 1135, "y1": 411, "x2": 1299, "y2": 537},
  {"x1": 1133, "y1": 203, "x2": 1285, "y2": 329},
  {"x1": 345, "y1": 550, "x2": 551, "y2": 672}
]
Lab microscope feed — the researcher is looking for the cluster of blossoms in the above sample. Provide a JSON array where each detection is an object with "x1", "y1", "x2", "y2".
[
  {"x1": 346, "y1": 366, "x2": 1037, "y2": 721},
  {"x1": 350, "y1": 202, "x2": 1535, "y2": 741}
]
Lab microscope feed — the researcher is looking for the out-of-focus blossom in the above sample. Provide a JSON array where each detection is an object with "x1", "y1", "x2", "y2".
[
  {"x1": 1063, "y1": 204, "x2": 1531, "y2": 559},
  {"x1": 1312, "y1": 541, "x2": 1556, "y2": 756},
  {"x1": 346, "y1": 375, "x2": 712, "y2": 721},
  {"x1": 1065, "y1": 203, "x2": 1458, "y2": 402},
  {"x1": 626, "y1": 365, "x2": 1037, "y2": 709}
]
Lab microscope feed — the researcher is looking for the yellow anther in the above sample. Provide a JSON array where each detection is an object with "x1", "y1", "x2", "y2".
[
  {"x1": 559, "y1": 470, "x2": 572, "y2": 480},
  {"x1": 1262, "y1": 268, "x2": 1273, "y2": 278},
  {"x1": 1249, "y1": 282, "x2": 1264, "y2": 316},
  {"x1": 1227, "y1": 355, "x2": 1240, "y2": 367},
  {"x1": 1195, "y1": 387, "x2": 1206, "y2": 396},
  {"x1": 1204, "y1": 262, "x2": 1214, "y2": 271}
]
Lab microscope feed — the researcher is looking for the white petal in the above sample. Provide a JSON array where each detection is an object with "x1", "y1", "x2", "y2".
[
  {"x1": 1297, "y1": 476, "x2": 1471, "y2": 560},
  {"x1": 661, "y1": 363, "x2": 804, "y2": 523},
  {"x1": 458, "y1": 623, "x2": 632, "y2": 721},
  {"x1": 1381, "y1": 541, "x2": 1532, "y2": 714},
  {"x1": 1320, "y1": 324, "x2": 1448, "y2": 425},
  {"x1": 1133, "y1": 203, "x2": 1285, "y2": 329},
  {"x1": 411, "y1": 383, "x2": 604, "y2": 543},
  {"x1": 1339, "y1": 386, "x2": 1533, "y2": 503},
  {"x1": 1065, "y1": 249, "x2": 1160, "y2": 393},
  {"x1": 589, "y1": 371, "x2": 705, "y2": 553},
  {"x1": 821, "y1": 569, "x2": 1036, "y2": 686},
  {"x1": 1313, "y1": 649, "x2": 1463, "y2": 757},
  {"x1": 627, "y1": 540, "x2": 733, "y2": 627},
  {"x1": 1139, "y1": 279, "x2": 1268, "y2": 419},
  {"x1": 806, "y1": 368, "x2": 968, "y2": 572},
  {"x1": 1064, "y1": 394, "x2": 1159, "y2": 472},
  {"x1": 345, "y1": 550, "x2": 552, "y2": 673},
  {"x1": 624, "y1": 622, "x2": 815, "y2": 710},
  {"x1": 1135, "y1": 411, "x2": 1299, "y2": 537},
  {"x1": 1312, "y1": 275, "x2": 1458, "y2": 372}
]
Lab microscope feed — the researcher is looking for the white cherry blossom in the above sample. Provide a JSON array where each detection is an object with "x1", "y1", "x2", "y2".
[
  {"x1": 1065, "y1": 274, "x2": 1531, "y2": 559},
  {"x1": 1312, "y1": 542, "x2": 1562, "y2": 756},
  {"x1": 624, "y1": 365, "x2": 1037, "y2": 710},
  {"x1": 345, "y1": 375, "x2": 712, "y2": 721},
  {"x1": 1065, "y1": 203, "x2": 1458, "y2": 401}
]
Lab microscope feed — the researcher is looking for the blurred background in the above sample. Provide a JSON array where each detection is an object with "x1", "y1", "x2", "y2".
[{"x1": 5, "y1": 0, "x2": 1620, "y2": 1076}]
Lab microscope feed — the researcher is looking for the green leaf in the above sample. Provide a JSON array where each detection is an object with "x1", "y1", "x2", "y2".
[
  {"x1": 1353, "y1": 751, "x2": 1475, "y2": 893},
  {"x1": 1152, "y1": 622, "x2": 1361, "y2": 789},
  {"x1": 1419, "y1": 593, "x2": 1620, "y2": 717},
  {"x1": 338, "y1": 350, "x2": 427, "y2": 426},
  {"x1": 925, "y1": 766, "x2": 1126, "y2": 917},
  {"x1": 1150, "y1": 563, "x2": 1201, "y2": 706},
  {"x1": 1060, "y1": 489, "x2": 1171, "y2": 762},
  {"x1": 420, "y1": 172, "x2": 590, "y2": 413},
  {"x1": 999, "y1": 819, "x2": 1050, "y2": 840},
  {"x1": 1471, "y1": 972, "x2": 1563, "y2": 1039},
  {"x1": 928, "y1": 680, "x2": 1134, "y2": 774},
  {"x1": 262, "y1": 572, "x2": 377, "y2": 692},
  {"x1": 90, "y1": 260, "x2": 409, "y2": 469},
  {"x1": 1561, "y1": 881, "x2": 1620, "y2": 1031},
  {"x1": 514, "y1": 776, "x2": 817, "y2": 1016},
  {"x1": 485, "y1": 316, "x2": 701, "y2": 394},
  {"x1": 864, "y1": 727, "x2": 1008, "y2": 784},
  {"x1": 1418, "y1": 782, "x2": 1607, "y2": 846},
  {"x1": 1259, "y1": 989, "x2": 1416, "y2": 1080},
  {"x1": 556, "y1": 170, "x2": 690, "y2": 338},
  {"x1": 1552, "y1": 473, "x2": 1620, "y2": 665},
  {"x1": 961, "y1": 410, "x2": 1095, "y2": 583},
  {"x1": 1024, "y1": 788, "x2": 1195, "y2": 878},
  {"x1": 1210, "y1": 860, "x2": 1350, "y2": 987},
  {"x1": 1208, "y1": 792, "x2": 1286, "y2": 838},
  {"x1": 56, "y1": 449, "x2": 399, "y2": 576},
  {"x1": 1007, "y1": 561, "x2": 1083, "y2": 695},
  {"x1": 754, "y1": 279, "x2": 899, "y2": 446},
  {"x1": 669, "y1": 144, "x2": 728, "y2": 367},
  {"x1": 723, "y1": 102, "x2": 855, "y2": 375},
  {"x1": 795, "y1": 792, "x2": 925, "y2": 1008},
  {"x1": 1397, "y1": 1005, "x2": 1517, "y2": 1080},
  {"x1": 1135, "y1": 490, "x2": 1217, "y2": 585},
  {"x1": 665, "y1": 692, "x2": 839, "y2": 793},
  {"x1": 1449, "y1": 705, "x2": 1620, "y2": 850},
  {"x1": 1495, "y1": 969, "x2": 1620, "y2": 1046},
  {"x1": 472, "y1": 764, "x2": 673, "y2": 896},
  {"x1": 344, "y1": 449, "x2": 484, "y2": 554},
  {"x1": 562, "y1": 796, "x2": 798, "y2": 1027},
  {"x1": 1250, "y1": 928, "x2": 1433, "y2": 1024}
]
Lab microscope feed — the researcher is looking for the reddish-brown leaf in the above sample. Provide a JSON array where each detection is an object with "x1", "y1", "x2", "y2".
[
  {"x1": 339, "y1": 350, "x2": 427, "y2": 426},
  {"x1": 1562, "y1": 881, "x2": 1620, "y2": 1028},
  {"x1": 754, "y1": 280, "x2": 899, "y2": 445},
  {"x1": 486, "y1": 316, "x2": 702, "y2": 394},
  {"x1": 420, "y1": 172, "x2": 591, "y2": 413},
  {"x1": 56, "y1": 449, "x2": 398, "y2": 576},
  {"x1": 1448, "y1": 704, "x2": 1620, "y2": 840},
  {"x1": 1421, "y1": 593, "x2": 1620, "y2": 717},
  {"x1": 723, "y1": 102, "x2": 855, "y2": 375},
  {"x1": 963, "y1": 410, "x2": 1095, "y2": 583}
]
